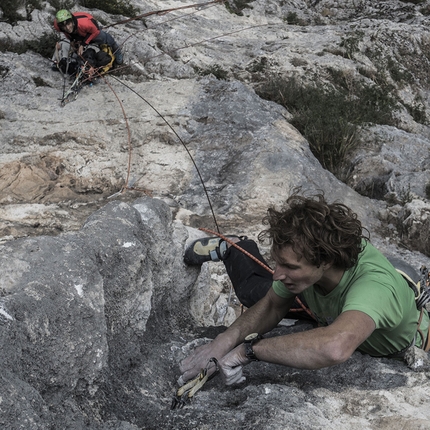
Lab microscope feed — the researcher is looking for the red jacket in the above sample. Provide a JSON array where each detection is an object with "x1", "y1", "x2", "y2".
[{"x1": 54, "y1": 12, "x2": 100, "y2": 45}]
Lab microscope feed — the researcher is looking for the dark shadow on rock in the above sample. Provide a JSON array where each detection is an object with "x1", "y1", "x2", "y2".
[{"x1": 117, "y1": 321, "x2": 413, "y2": 429}]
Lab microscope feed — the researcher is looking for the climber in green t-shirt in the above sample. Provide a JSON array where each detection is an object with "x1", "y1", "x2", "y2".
[
  {"x1": 272, "y1": 240, "x2": 428, "y2": 357},
  {"x1": 179, "y1": 191, "x2": 429, "y2": 386}
]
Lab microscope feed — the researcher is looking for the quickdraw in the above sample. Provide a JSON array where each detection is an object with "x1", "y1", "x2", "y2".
[
  {"x1": 60, "y1": 65, "x2": 86, "y2": 106},
  {"x1": 171, "y1": 357, "x2": 219, "y2": 409},
  {"x1": 60, "y1": 52, "x2": 114, "y2": 107}
]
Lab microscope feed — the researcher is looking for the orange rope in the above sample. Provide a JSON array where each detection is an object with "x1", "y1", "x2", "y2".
[
  {"x1": 78, "y1": 64, "x2": 153, "y2": 198},
  {"x1": 101, "y1": 76, "x2": 132, "y2": 191}
]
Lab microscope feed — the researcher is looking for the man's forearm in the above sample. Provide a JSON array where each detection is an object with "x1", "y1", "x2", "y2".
[
  {"x1": 250, "y1": 310, "x2": 376, "y2": 369},
  {"x1": 251, "y1": 328, "x2": 339, "y2": 369}
]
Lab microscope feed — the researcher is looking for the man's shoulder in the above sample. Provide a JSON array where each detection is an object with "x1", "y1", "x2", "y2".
[{"x1": 355, "y1": 242, "x2": 399, "y2": 277}]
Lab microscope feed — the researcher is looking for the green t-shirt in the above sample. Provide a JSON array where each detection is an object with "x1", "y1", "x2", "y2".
[{"x1": 272, "y1": 241, "x2": 429, "y2": 356}]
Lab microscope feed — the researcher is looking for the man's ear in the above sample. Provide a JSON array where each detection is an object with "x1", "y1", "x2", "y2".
[{"x1": 321, "y1": 261, "x2": 333, "y2": 271}]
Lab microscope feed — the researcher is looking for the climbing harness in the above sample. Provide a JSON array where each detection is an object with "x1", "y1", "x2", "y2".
[
  {"x1": 396, "y1": 266, "x2": 429, "y2": 311},
  {"x1": 59, "y1": 44, "x2": 116, "y2": 107},
  {"x1": 60, "y1": 59, "x2": 98, "y2": 106},
  {"x1": 171, "y1": 357, "x2": 219, "y2": 409},
  {"x1": 391, "y1": 266, "x2": 430, "y2": 355}
]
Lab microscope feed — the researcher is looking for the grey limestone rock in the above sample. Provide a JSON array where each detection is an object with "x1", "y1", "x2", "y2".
[{"x1": 1, "y1": 0, "x2": 430, "y2": 428}]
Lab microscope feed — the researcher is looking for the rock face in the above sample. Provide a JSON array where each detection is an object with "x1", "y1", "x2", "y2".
[
  {"x1": 1, "y1": 0, "x2": 430, "y2": 428},
  {"x1": 0, "y1": 198, "x2": 193, "y2": 429},
  {"x1": 1, "y1": 0, "x2": 430, "y2": 249}
]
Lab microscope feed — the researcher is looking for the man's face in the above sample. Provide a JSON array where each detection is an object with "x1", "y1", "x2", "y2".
[
  {"x1": 60, "y1": 19, "x2": 74, "y2": 34},
  {"x1": 271, "y1": 244, "x2": 325, "y2": 295}
]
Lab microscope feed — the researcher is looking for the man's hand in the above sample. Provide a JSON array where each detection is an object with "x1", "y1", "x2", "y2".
[
  {"x1": 86, "y1": 66, "x2": 95, "y2": 78},
  {"x1": 71, "y1": 41, "x2": 83, "y2": 56},
  {"x1": 218, "y1": 343, "x2": 251, "y2": 385},
  {"x1": 178, "y1": 336, "x2": 233, "y2": 386},
  {"x1": 178, "y1": 289, "x2": 291, "y2": 386}
]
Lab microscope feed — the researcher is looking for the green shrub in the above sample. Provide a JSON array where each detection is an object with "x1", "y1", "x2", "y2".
[
  {"x1": 246, "y1": 57, "x2": 268, "y2": 73},
  {"x1": 386, "y1": 57, "x2": 413, "y2": 84},
  {"x1": 194, "y1": 64, "x2": 228, "y2": 80},
  {"x1": 256, "y1": 76, "x2": 399, "y2": 176},
  {"x1": 0, "y1": 31, "x2": 59, "y2": 58},
  {"x1": 0, "y1": 0, "x2": 42, "y2": 23},
  {"x1": 400, "y1": 0, "x2": 425, "y2": 4},
  {"x1": 354, "y1": 83, "x2": 398, "y2": 125},
  {"x1": 0, "y1": 0, "x2": 23, "y2": 23},
  {"x1": 286, "y1": 12, "x2": 299, "y2": 25},
  {"x1": 49, "y1": 0, "x2": 76, "y2": 11},
  {"x1": 224, "y1": 0, "x2": 254, "y2": 16},
  {"x1": 425, "y1": 182, "x2": 430, "y2": 199},
  {"x1": 79, "y1": 0, "x2": 139, "y2": 16},
  {"x1": 339, "y1": 32, "x2": 364, "y2": 59},
  {"x1": 398, "y1": 183, "x2": 413, "y2": 205},
  {"x1": 421, "y1": 5, "x2": 430, "y2": 15},
  {"x1": 404, "y1": 100, "x2": 427, "y2": 124},
  {"x1": 28, "y1": 0, "x2": 43, "y2": 9}
]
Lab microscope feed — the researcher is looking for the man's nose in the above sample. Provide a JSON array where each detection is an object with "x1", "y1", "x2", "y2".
[{"x1": 273, "y1": 265, "x2": 287, "y2": 281}]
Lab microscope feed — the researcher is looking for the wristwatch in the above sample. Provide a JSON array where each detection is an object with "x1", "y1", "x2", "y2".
[{"x1": 244, "y1": 333, "x2": 263, "y2": 361}]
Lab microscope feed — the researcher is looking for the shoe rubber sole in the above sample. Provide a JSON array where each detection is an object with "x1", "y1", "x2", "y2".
[{"x1": 184, "y1": 235, "x2": 244, "y2": 265}]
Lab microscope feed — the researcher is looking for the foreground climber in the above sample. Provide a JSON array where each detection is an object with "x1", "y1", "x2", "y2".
[
  {"x1": 179, "y1": 191, "x2": 430, "y2": 386},
  {"x1": 53, "y1": 9, "x2": 123, "y2": 66}
]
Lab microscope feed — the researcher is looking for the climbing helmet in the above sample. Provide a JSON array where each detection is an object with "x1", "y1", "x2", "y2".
[{"x1": 56, "y1": 9, "x2": 73, "y2": 23}]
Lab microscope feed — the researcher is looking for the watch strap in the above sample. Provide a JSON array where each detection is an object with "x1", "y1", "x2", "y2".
[{"x1": 244, "y1": 333, "x2": 263, "y2": 361}]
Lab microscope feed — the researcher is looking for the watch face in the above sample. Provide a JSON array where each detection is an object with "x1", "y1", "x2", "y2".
[{"x1": 245, "y1": 333, "x2": 259, "y2": 342}]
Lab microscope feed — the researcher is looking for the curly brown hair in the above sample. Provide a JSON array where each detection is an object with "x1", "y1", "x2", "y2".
[{"x1": 258, "y1": 191, "x2": 369, "y2": 269}]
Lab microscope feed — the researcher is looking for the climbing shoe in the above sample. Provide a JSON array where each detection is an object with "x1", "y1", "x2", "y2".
[{"x1": 183, "y1": 235, "x2": 246, "y2": 265}]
